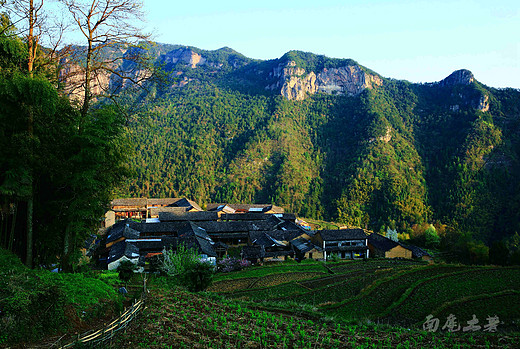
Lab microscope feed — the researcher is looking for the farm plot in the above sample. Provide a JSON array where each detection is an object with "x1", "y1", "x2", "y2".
[
  {"x1": 323, "y1": 265, "x2": 475, "y2": 321},
  {"x1": 225, "y1": 282, "x2": 310, "y2": 301},
  {"x1": 213, "y1": 262, "x2": 327, "y2": 282},
  {"x1": 250, "y1": 272, "x2": 326, "y2": 289},
  {"x1": 328, "y1": 259, "x2": 424, "y2": 274},
  {"x1": 383, "y1": 267, "x2": 520, "y2": 327},
  {"x1": 433, "y1": 291, "x2": 520, "y2": 331},
  {"x1": 284, "y1": 268, "x2": 396, "y2": 307},
  {"x1": 113, "y1": 287, "x2": 520, "y2": 348},
  {"x1": 208, "y1": 277, "x2": 258, "y2": 293}
]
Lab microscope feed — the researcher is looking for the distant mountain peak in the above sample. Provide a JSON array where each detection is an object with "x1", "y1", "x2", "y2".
[{"x1": 439, "y1": 69, "x2": 475, "y2": 86}]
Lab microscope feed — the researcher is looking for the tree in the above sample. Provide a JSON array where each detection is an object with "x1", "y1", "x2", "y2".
[
  {"x1": 181, "y1": 261, "x2": 214, "y2": 292},
  {"x1": 0, "y1": 1, "x2": 44, "y2": 267},
  {"x1": 424, "y1": 224, "x2": 440, "y2": 248},
  {"x1": 489, "y1": 240, "x2": 509, "y2": 266},
  {"x1": 117, "y1": 259, "x2": 136, "y2": 283},
  {"x1": 1, "y1": 0, "x2": 44, "y2": 75},
  {"x1": 161, "y1": 245, "x2": 215, "y2": 292},
  {"x1": 59, "y1": 0, "x2": 150, "y2": 118},
  {"x1": 161, "y1": 244, "x2": 200, "y2": 278},
  {"x1": 386, "y1": 227, "x2": 398, "y2": 242}
]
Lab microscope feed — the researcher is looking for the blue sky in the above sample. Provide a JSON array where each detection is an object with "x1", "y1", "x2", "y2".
[{"x1": 127, "y1": 1, "x2": 518, "y2": 88}]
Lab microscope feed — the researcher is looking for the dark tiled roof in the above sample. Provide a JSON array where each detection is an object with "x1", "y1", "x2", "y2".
[
  {"x1": 368, "y1": 233, "x2": 400, "y2": 252},
  {"x1": 177, "y1": 222, "x2": 217, "y2": 257},
  {"x1": 241, "y1": 245, "x2": 265, "y2": 259},
  {"x1": 128, "y1": 221, "x2": 191, "y2": 235},
  {"x1": 106, "y1": 221, "x2": 140, "y2": 243},
  {"x1": 111, "y1": 198, "x2": 147, "y2": 207},
  {"x1": 149, "y1": 206, "x2": 188, "y2": 216},
  {"x1": 290, "y1": 238, "x2": 322, "y2": 254},
  {"x1": 108, "y1": 241, "x2": 140, "y2": 263},
  {"x1": 318, "y1": 229, "x2": 367, "y2": 241},
  {"x1": 261, "y1": 229, "x2": 303, "y2": 242},
  {"x1": 222, "y1": 213, "x2": 270, "y2": 221},
  {"x1": 249, "y1": 231, "x2": 286, "y2": 247},
  {"x1": 207, "y1": 232, "x2": 249, "y2": 239},
  {"x1": 206, "y1": 203, "x2": 226, "y2": 211},
  {"x1": 206, "y1": 204, "x2": 236, "y2": 213},
  {"x1": 400, "y1": 243, "x2": 431, "y2": 258},
  {"x1": 171, "y1": 198, "x2": 203, "y2": 211},
  {"x1": 148, "y1": 198, "x2": 183, "y2": 206},
  {"x1": 277, "y1": 220, "x2": 306, "y2": 232},
  {"x1": 276, "y1": 213, "x2": 297, "y2": 221},
  {"x1": 195, "y1": 221, "x2": 250, "y2": 233},
  {"x1": 127, "y1": 237, "x2": 178, "y2": 252},
  {"x1": 248, "y1": 219, "x2": 280, "y2": 231},
  {"x1": 159, "y1": 211, "x2": 219, "y2": 222},
  {"x1": 206, "y1": 203, "x2": 284, "y2": 213}
]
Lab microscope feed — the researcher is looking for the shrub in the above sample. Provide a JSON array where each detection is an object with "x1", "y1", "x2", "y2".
[
  {"x1": 117, "y1": 260, "x2": 137, "y2": 283},
  {"x1": 161, "y1": 245, "x2": 199, "y2": 277},
  {"x1": 217, "y1": 257, "x2": 251, "y2": 272},
  {"x1": 161, "y1": 245, "x2": 215, "y2": 292},
  {"x1": 181, "y1": 261, "x2": 215, "y2": 292}
]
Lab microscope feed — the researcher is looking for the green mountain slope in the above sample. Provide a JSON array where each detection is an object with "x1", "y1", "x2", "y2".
[{"x1": 110, "y1": 45, "x2": 520, "y2": 243}]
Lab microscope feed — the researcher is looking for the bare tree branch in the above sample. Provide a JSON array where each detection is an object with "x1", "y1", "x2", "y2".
[{"x1": 58, "y1": 0, "x2": 151, "y2": 118}]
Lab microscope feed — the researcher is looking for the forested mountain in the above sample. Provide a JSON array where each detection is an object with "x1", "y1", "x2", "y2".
[{"x1": 109, "y1": 44, "x2": 520, "y2": 246}]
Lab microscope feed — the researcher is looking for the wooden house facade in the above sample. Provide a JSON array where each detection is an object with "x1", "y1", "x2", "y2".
[{"x1": 311, "y1": 229, "x2": 369, "y2": 260}]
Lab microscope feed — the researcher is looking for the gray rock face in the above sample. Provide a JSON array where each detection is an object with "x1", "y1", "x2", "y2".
[
  {"x1": 317, "y1": 66, "x2": 383, "y2": 96},
  {"x1": 439, "y1": 70, "x2": 490, "y2": 112},
  {"x1": 267, "y1": 61, "x2": 383, "y2": 100},
  {"x1": 439, "y1": 69, "x2": 474, "y2": 86},
  {"x1": 162, "y1": 48, "x2": 206, "y2": 68}
]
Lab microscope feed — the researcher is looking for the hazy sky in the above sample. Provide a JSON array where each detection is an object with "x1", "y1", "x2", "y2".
[{"x1": 136, "y1": 1, "x2": 517, "y2": 88}]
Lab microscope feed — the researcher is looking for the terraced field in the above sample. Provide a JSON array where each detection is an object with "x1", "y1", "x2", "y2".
[
  {"x1": 110, "y1": 260, "x2": 520, "y2": 348},
  {"x1": 114, "y1": 288, "x2": 519, "y2": 348},
  {"x1": 212, "y1": 260, "x2": 520, "y2": 333}
]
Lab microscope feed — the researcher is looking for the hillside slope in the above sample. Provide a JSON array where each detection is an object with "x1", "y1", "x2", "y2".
[{"x1": 102, "y1": 44, "x2": 520, "y2": 243}]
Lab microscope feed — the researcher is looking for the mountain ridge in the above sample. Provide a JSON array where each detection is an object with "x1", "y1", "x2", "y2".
[{"x1": 92, "y1": 42, "x2": 520, "y2": 247}]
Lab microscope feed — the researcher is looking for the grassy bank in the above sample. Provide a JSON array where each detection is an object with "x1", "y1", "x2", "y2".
[{"x1": 0, "y1": 248, "x2": 125, "y2": 346}]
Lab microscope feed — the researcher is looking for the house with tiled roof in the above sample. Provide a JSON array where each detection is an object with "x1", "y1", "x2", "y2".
[
  {"x1": 206, "y1": 203, "x2": 284, "y2": 214},
  {"x1": 290, "y1": 238, "x2": 324, "y2": 261},
  {"x1": 108, "y1": 197, "x2": 204, "y2": 222},
  {"x1": 248, "y1": 231, "x2": 294, "y2": 261},
  {"x1": 311, "y1": 229, "x2": 369, "y2": 260},
  {"x1": 367, "y1": 233, "x2": 412, "y2": 259}
]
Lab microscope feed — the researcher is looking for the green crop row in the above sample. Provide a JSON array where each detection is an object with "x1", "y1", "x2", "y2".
[
  {"x1": 383, "y1": 268, "x2": 520, "y2": 326},
  {"x1": 113, "y1": 284, "x2": 520, "y2": 348},
  {"x1": 328, "y1": 265, "x2": 475, "y2": 319}
]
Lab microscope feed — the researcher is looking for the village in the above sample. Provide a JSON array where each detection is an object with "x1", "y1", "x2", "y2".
[{"x1": 96, "y1": 198, "x2": 433, "y2": 272}]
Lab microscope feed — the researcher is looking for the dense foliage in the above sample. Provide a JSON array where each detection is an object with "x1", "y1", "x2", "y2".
[
  {"x1": 0, "y1": 18, "x2": 129, "y2": 268},
  {"x1": 161, "y1": 245, "x2": 215, "y2": 291}
]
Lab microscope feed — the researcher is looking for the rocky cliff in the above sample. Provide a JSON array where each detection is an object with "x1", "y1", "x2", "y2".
[
  {"x1": 266, "y1": 60, "x2": 383, "y2": 100},
  {"x1": 161, "y1": 47, "x2": 206, "y2": 68},
  {"x1": 438, "y1": 69, "x2": 490, "y2": 112}
]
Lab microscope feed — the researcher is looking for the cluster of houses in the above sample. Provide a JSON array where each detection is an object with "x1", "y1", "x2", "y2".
[{"x1": 97, "y1": 198, "x2": 431, "y2": 271}]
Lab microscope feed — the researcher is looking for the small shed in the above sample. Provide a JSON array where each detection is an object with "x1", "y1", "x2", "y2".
[
  {"x1": 367, "y1": 233, "x2": 412, "y2": 259},
  {"x1": 290, "y1": 238, "x2": 324, "y2": 261}
]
